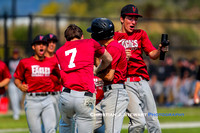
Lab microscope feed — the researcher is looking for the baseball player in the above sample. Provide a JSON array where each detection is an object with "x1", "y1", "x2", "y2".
[
  {"x1": 113, "y1": 4, "x2": 168, "y2": 133},
  {"x1": 87, "y1": 17, "x2": 129, "y2": 133},
  {"x1": 0, "y1": 60, "x2": 11, "y2": 97},
  {"x1": 8, "y1": 49, "x2": 23, "y2": 120},
  {"x1": 44, "y1": 33, "x2": 62, "y2": 131},
  {"x1": 14, "y1": 35, "x2": 60, "y2": 133},
  {"x1": 56, "y1": 24, "x2": 112, "y2": 133}
]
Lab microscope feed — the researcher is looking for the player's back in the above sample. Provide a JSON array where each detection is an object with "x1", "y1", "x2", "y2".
[{"x1": 56, "y1": 39, "x2": 104, "y2": 93}]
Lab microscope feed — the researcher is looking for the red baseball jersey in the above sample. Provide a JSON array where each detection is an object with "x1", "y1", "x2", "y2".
[
  {"x1": 0, "y1": 60, "x2": 11, "y2": 94},
  {"x1": 56, "y1": 39, "x2": 105, "y2": 93},
  {"x1": 14, "y1": 56, "x2": 60, "y2": 93},
  {"x1": 114, "y1": 29, "x2": 156, "y2": 80},
  {"x1": 47, "y1": 55, "x2": 62, "y2": 92},
  {"x1": 103, "y1": 40, "x2": 127, "y2": 85}
]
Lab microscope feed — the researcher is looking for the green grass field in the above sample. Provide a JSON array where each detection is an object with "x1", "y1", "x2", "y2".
[{"x1": 0, "y1": 106, "x2": 200, "y2": 133}]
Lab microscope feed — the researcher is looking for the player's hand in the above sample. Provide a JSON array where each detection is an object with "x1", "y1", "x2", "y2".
[
  {"x1": 19, "y1": 84, "x2": 29, "y2": 92},
  {"x1": 159, "y1": 44, "x2": 169, "y2": 53},
  {"x1": 125, "y1": 49, "x2": 131, "y2": 61}
]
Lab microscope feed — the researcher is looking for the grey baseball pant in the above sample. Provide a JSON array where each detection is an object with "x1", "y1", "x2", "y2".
[
  {"x1": 24, "y1": 94, "x2": 56, "y2": 133},
  {"x1": 95, "y1": 84, "x2": 129, "y2": 133},
  {"x1": 59, "y1": 88, "x2": 96, "y2": 133},
  {"x1": 126, "y1": 77, "x2": 161, "y2": 133},
  {"x1": 8, "y1": 81, "x2": 23, "y2": 119},
  {"x1": 50, "y1": 93, "x2": 61, "y2": 131}
]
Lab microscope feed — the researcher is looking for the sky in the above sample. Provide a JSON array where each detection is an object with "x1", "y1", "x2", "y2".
[{"x1": 0, "y1": 0, "x2": 67, "y2": 16}]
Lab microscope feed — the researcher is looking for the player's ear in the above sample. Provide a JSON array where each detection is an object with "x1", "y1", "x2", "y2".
[
  {"x1": 81, "y1": 35, "x2": 84, "y2": 39},
  {"x1": 120, "y1": 16, "x2": 124, "y2": 24},
  {"x1": 32, "y1": 45, "x2": 35, "y2": 50}
]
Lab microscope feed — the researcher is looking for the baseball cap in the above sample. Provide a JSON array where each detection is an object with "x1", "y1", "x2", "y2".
[
  {"x1": 45, "y1": 33, "x2": 58, "y2": 43},
  {"x1": 121, "y1": 4, "x2": 142, "y2": 17},
  {"x1": 31, "y1": 35, "x2": 48, "y2": 46},
  {"x1": 13, "y1": 48, "x2": 19, "y2": 53}
]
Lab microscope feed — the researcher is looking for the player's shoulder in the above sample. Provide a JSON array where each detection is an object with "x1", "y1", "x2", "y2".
[
  {"x1": 19, "y1": 57, "x2": 32, "y2": 63},
  {"x1": 109, "y1": 40, "x2": 125, "y2": 51},
  {"x1": 56, "y1": 42, "x2": 67, "y2": 53},
  {"x1": 134, "y1": 29, "x2": 147, "y2": 35},
  {"x1": 0, "y1": 60, "x2": 7, "y2": 67},
  {"x1": 0, "y1": 60, "x2": 5, "y2": 64},
  {"x1": 114, "y1": 31, "x2": 125, "y2": 37},
  {"x1": 79, "y1": 38, "x2": 96, "y2": 45},
  {"x1": 44, "y1": 56, "x2": 58, "y2": 64}
]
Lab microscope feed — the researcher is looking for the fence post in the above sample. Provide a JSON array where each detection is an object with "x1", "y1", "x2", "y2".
[
  {"x1": 4, "y1": 13, "x2": 9, "y2": 64},
  {"x1": 56, "y1": 14, "x2": 60, "y2": 45},
  {"x1": 27, "y1": 14, "x2": 33, "y2": 56}
]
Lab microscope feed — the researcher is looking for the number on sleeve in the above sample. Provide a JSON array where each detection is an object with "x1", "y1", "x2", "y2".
[{"x1": 65, "y1": 48, "x2": 77, "y2": 68}]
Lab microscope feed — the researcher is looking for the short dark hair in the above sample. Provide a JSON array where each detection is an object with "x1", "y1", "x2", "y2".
[{"x1": 64, "y1": 24, "x2": 83, "y2": 41}]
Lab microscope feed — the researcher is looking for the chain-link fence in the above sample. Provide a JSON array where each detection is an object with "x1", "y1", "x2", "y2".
[{"x1": 1, "y1": 14, "x2": 200, "y2": 63}]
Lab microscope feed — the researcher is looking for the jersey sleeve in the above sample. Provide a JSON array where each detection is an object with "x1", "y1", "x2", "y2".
[
  {"x1": 141, "y1": 30, "x2": 157, "y2": 55},
  {"x1": 14, "y1": 60, "x2": 25, "y2": 81},
  {"x1": 93, "y1": 39, "x2": 105, "y2": 58},
  {"x1": 52, "y1": 62, "x2": 61, "y2": 79},
  {"x1": 2, "y1": 63, "x2": 11, "y2": 79}
]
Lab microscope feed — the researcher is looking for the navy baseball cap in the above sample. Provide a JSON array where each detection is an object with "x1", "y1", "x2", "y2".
[
  {"x1": 121, "y1": 4, "x2": 142, "y2": 17},
  {"x1": 45, "y1": 33, "x2": 58, "y2": 43},
  {"x1": 31, "y1": 35, "x2": 48, "y2": 46}
]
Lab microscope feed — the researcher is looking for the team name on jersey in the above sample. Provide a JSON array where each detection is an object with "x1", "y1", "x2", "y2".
[
  {"x1": 31, "y1": 65, "x2": 50, "y2": 77},
  {"x1": 118, "y1": 39, "x2": 138, "y2": 50}
]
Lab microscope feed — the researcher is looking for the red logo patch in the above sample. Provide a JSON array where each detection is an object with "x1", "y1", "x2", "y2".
[
  {"x1": 39, "y1": 36, "x2": 43, "y2": 40},
  {"x1": 132, "y1": 7, "x2": 136, "y2": 12},
  {"x1": 50, "y1": 34, "x2": 53, "y2": 38}
]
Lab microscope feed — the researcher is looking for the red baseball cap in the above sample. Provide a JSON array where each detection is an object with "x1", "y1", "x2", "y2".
[{"x1": 121, "y1": 4, "x2": 142, "y2": 17}]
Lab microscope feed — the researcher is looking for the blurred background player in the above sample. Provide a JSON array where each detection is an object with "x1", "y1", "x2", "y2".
[
  {"x1": 44, "y1": 33, "x2": 62, "y2": 131},
  {"x1": 56, "y1": 24, "x2": 112, "y2": 133},
  {"x1": 8, "y1": 48, "x2": 23, "y2": 120},
  {"x1": 14, "y1": 35, "x2": 60, "y2": 133},
  {"x1": 114, "y1": 4, "x2": 168, "y2": 133},
  {"x1": 87, "y1": 17, "x2": 129, "y2": 133}
]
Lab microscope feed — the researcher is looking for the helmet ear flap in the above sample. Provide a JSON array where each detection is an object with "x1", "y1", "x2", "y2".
[{"x1": 91, "y1": 33, "x2": 100, "y2": 41}]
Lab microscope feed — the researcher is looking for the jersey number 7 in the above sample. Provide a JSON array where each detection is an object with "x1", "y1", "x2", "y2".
[{"x1": 65, "y1": 48, "x2": 77, "y2": 68}]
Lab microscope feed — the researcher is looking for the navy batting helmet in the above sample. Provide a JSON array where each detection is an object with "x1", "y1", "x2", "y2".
[
  {"x1": 87, "y1": 18, "x2": 114, "y2": 41},
  {"x1": 45, "y1": 33, "x2": 58, "y2": 43},
  {"x1": 31, "y1": 35, "x2": 47, "y2": 46}
]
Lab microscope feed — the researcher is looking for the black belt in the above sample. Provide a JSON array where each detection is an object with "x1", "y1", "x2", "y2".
[
  {"x1": 28, "y1": 91, "x2": 60, "y2": 96},
  {"x1": 63, "y1": 88, "x2": 93, "y2": 97},
  {"x1": 103, "y1": 84, "x2": 125, "y2": 92},
  {"x1": 50, "y1": 91, "x2": 60, "y2": 95},
  {"x1": 28, "y1": 92, "x2": 49, "y2": 96}
]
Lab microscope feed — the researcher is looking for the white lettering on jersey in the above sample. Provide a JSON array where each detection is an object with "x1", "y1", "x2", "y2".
[
  {"x1": 31, "y1": 65, "x2": 50, "y2": 77},
  {"x1": 118, "y1": 39, "x2": 138, "y2": 50},
  {"x1": 65, "y1": 48, "x2": 77, "y2": 68}
]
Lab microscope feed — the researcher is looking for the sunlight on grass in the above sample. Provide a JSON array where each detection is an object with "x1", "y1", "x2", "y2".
[{"x1": 0, "y1": 107, "x2": 200, "y2": 133}]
